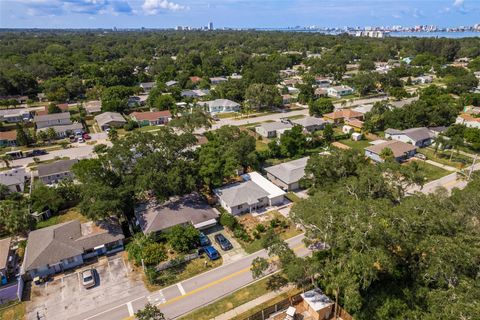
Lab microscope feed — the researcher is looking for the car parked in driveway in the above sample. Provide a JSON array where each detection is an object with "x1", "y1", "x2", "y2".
[
  {"x1": 81, "y1": 269, "x2": 96, "y2": 288},
  {"x1": 204, "y1": 245, "x2": 220, "y2": 260},
  {"x1": 415, "y1": 153, "x2": 427, "y2": 160},
  {"x1": 199, "y1": 232, "x2": 211, "y2": 247},
  {"x1": 214, "y1": 233, "x2": 233, "y2": 251}
]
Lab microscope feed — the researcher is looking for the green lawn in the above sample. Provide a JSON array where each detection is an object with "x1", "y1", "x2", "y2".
[
  {"x1": 285, "y1": 192, "x2": 302, "y2": 203},
  {"x1": 36, "y1": 208, "x2": 88, "y2": 229},
  {"x1": 138, "y1": 125, "x2": 160, "y2": 132},
  {"x1": 408, "y1": 161, "x2": 449, "y2": 182},
  {"x1": 217, "y1": 112, "x2": 241, "y2": 119},
  {"x1": 0, "y1": 301, "x2": 25, "y2": 320},
  {"x1": 255, "y1": 140, "x2": 269, "y2": 152},
  {"x1": 420, "y1": 148, "x2": 472, "y2": 169},
  {"x1": 338, "y1": 138, "x2": 371, "y2": 151}
]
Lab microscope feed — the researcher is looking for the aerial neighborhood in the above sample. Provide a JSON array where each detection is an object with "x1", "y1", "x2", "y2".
[{"x1": 0, "y1": 26, "x2": 479, "y2": 320}]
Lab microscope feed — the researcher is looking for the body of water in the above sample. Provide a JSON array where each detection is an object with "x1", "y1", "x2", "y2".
[{"x1": 390, "y1": 31, "x2": 480, "y2": 38}]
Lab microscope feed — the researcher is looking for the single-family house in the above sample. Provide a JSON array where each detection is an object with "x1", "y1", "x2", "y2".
[
  {"x1": 140, "y1": 82, "x2": 156, "y2": 92},
  {"x1": 34, "y1": 113, "x2": 71, "y2": 129},
  {"x1": 364, "y1": 140, "x2": 417, "y2": 163},
  {"x1": 165, "y1": 80, "x2": 178, "y2": 87},
  {"x1": 214, "y1": 172, "x2": 286, "y2": 215},
  {"x1": 181, "y1": 89, "x2": 209, "y2": 98},
  {"x1": 255, "y1": 121, "x2": 293, "y2": 138},
  {"x1": 0, "y1": 131, "x2": 17, "y2": 147},
  {"x1": 189, "y1": 76, "x2": 202, "y2": 84},
  {"x1": 281, "y1": 94, "x2": 293, "y2": 106},
  {"x1": 21, "y1": 219, "x2": 124, "y2": 279},
  {"x1": 291, "y1": 117, "x2": 326, "y2": 132},
  {"x1": 345, "y1": 118, "x2": 364, "y2": 132},
  {"x1": 199, "y1": 99, "x2": 241, "y2": 114},
  {"x1": 389, "y1": 96, "x2": 419, "y2": 109},
  {"x1": 130, "y1": 111, "x2": 171, "y2": 126},
  {"x1": 37, "y1": 123, "x2": 83, "y2": 138},
  {"x1": 38, "y1": 159, "x2": 78, "y2": 185},
  {"x1": 352, "y1": 104, "x2": 374, "y2": 115},
  {"x1": 327, "y1": 85, "x2": 354, "y2": 98},
  {"x1": 265, "y1": 157, "x2": 309, "y2": 191},
  {"x1": 94, "y1": 112, "x2": 126, "y2": 131},
  {"x1": 385, "y1": 127, "x2": 435, "y2": 147},
  {"x1": 209, "y1": 77, "x2": 227, "y2": 85},
  {"x1": 412, "y1": 75, "x2": 433, "y2": 84},
  {"x1": 323, "y1": 109, "x2": 363, "y2": 124},
  {"x1": 135, "y1": 193, "x2": 219, "y2": 234},
  {"x1": 314, "y1": 88, "x2": 328, "y2": 98},
  {"x1": 455, "y1": 113, "x2": 480, "y2": 129},
  {"x1": 0, "y1": 168, "x2": 28, "y2": 193},
  {"x1": 84, "y1": 100, "x2": 102, "y2": 114},
  {"x1": 0, "y1": 109, "x2": 31, "y2": 123},
  {"x1": 315, "y1": 77, "x2": 332, "y2": 88}
]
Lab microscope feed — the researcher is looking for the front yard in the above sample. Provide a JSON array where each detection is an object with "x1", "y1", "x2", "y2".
[
  {"x1": 406, "y1": 160, "x2": 450, "y2": 182},
  {"x1": 420, "y1": 147, "x2": 473, "y2": 169},
  {"x1": 223, "y1": 210, "x2": 302, "y2": 254},
  {"x1": 0, "y1": 302, "x2": 25, "y2": 320}
]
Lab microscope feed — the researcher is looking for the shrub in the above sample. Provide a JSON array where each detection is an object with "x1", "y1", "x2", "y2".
[
  {"x1": 270, "y1": 218, "x2": 280, "y2": 228},
  {"x1": 219, "y1": 213, "x2": 237, "y2": 229},
  {"x1": 167, "y1": 224, "x2": 200, "y2": 253},
  {"x1": 255, "y1": 223, "x2": 266, "y2": 233},
  {"x1": 142, "y1": 242, "x2": 167, "y2": 265}
]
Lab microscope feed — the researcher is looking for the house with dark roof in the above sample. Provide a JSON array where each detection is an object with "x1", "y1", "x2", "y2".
[
  {"x1": 21, "y1": 219, "x2": 124, "y2": 279},
  {"x1": 134, "y1": 193, "x2": 219, "y2": 234},
  {"x1": 385, "y1": 127, "x2": 435, "y2": 147},
  {"x1": 265, "y1": 157, "x2": 309, "y2": 191},
  {"x1": 38, "y1": 159, "x2": 78, "y2": 185},
  {"x1": 364, "y1": 140, "x2": 417, "y2": 163}
]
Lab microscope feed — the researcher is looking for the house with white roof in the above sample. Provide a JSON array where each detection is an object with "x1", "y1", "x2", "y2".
[
  {"x1": 291, "y1": 117, "x2": 326, "y2": 132},
  {"x1": 214, "y1": 172, "x2": 286, "y2": 215},
  {"x1": 199, "y1": 99, "x2": 241, "y2": 114},
  {"x1": 327, "y1": 85, "x2": 354, "y2": 98},
  {"x1": 265, "y1": 157, "x2": 309, "y2": 191},
  {"x1": 255, "y1": 121, "x2": 293, "y2": 138},
  {"x1": 385, "y1": 127, "x2": 435, "y2": 147},
  {"x1": 0, "y1": 167, "x2": 28, "y2": 193}
]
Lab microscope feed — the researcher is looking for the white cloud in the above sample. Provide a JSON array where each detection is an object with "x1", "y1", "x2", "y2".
[
  {"x1": 142, "y1": 0, "x2": 187, "y2": 15},
  {"x1": 453, "y1": 0, "x2": 464, "y2": 7}
]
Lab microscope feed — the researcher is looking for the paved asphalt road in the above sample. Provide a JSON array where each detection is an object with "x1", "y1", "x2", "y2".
[{"x1": 69, "y1": 234, "x2": 308, "y2": 320}]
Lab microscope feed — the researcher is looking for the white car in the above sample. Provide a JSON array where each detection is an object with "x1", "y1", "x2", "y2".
[
  {"x1": 81, "y1": 269, "x2": 96, "y2": 288},
  {"x1": 415, "y1": 153, "x2": 427, "y2": 160},
  {"x1": 78, "y1": 137, "x2": 85, "y2": 143}
]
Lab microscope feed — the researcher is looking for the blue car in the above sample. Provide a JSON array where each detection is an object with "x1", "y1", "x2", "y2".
[
  {"x1": 204, "y1": 245, "x2": 220, "y2": 260},
  {"x1": 199, "y1": 232, "x2": 211, "y2": 247}
]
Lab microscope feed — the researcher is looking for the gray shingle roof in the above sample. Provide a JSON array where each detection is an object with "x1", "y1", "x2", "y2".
[
  {"x1": 202, "y1": 99, "x2": 240, "y2": 109},
  {"x1": 37, "y1": 159, "x2": 78, "y2": 178},
  {"x1": 94, "y1": 112, "x2": 126, "y2": 128},
  {"x1": 257, "y1": 121, "x2": 293, "y2": 132},
  {"x1": 23, "y1": 219, "x2": 124, "y2": 272},
  {"x1": 37, "y1": 123, "x2": 83, "y2": 134},
  {"x1": 0, "y1": 168, "x2": 26, "y2": 187},
  {"x1": 135, "y1": 193, "x2": 219, "y2": 233},
  {"x1": 292, "y1": 117, "x2": 325, "y2": 128},
  {"x1": 265, "y1": 157, "x2": 309, "y2": 184},
  {"x1": 365, "y1": 140, "x2": 417, "y2": 158},
  {"x1": 386, "y1": 127, "x2": 434, "y2": 142},
  {"x1": 215, "y1": 180, "x2": 269, "y2": 208},
  {"x1": 34, "y1": 112, "x2": 71, "y2": 123}
]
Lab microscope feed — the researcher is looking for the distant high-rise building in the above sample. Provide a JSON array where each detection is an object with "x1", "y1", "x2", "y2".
[{"x1": 209, "y1": 22, "x2": 214, "y2": 30}]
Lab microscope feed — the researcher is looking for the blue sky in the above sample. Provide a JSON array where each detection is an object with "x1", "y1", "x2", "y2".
[{"x1": 1, "y1": 0, "x2": 479, "y2": 29}]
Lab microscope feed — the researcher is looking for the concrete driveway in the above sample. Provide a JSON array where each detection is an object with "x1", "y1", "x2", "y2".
[
  {"x1": 203, "y1": 226, "x2": 247, "y2": 264},
  {"x1": 26, "y1": 254, "x2": 148, "y2": 320}
]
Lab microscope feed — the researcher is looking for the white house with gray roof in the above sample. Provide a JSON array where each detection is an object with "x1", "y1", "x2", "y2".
[
  {"x1": 291, "y1": 117, "x2": 326, "y2": 132},
  {"x1": 0, "y1": 167, "x2": 28, "y2": 193},
  {"x1": 255, "y1": 121, "x2": 293, "y2": 138},
  {"x1": 385, "y1": 127, "x2": 435, "y2": 147},
  {"x1": 21, "y1": 219, "x2": 124, "y2": 279},
  {"x1": 199, "y1": 99, "x2": 241, "y2": 114},
  {"x1": 34, "y1": 113, "x2": 72, "y2": 129},
  {"x1": 38, "y1": 159, "x2": 78, "y2": 185},
  {"x1": 94, "y1": 112, "x2": 126, "y2": 131},
  {"x1": 265, "y1": 157, "x2": 309, "y2": 191},
  {"x1": 214, "y1": 172, "x2": 286, "y2": 215}
]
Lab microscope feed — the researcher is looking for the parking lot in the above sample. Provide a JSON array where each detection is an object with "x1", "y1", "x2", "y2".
[
  {"x1": 26, "y1": 254, "x2": 148, "y2": 320},
  {"x1": 203, "y1": 226, "x2": 247, "y2": 264}
]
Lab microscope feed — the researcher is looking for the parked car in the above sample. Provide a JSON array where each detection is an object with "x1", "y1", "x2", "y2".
[
  {"x1": 83, "y1": 133, "x2": 91, "y2": 140},
  {"x1": 69, "y1": 135, "x2": 76, "y2": 142},
  {"x1": 199, "y1": 232, "x2": 211, "y2": 247},
  {"x1": 32, "y1": 149, "x2": 47, "y2": 156},
  {"x1": 81, "y1": 269, "x2": 96, "y2": 288},
  {"x1": 214, "y1": 233, "x2": 233, "y2": 251},
  {"x1": 415, "y1": 153, "x2": 427, "y2": 160},
  {"x1": 78, "y1": 137, "x2": 85, "y2": 143},
  {"x1": 204, "y1": 245, "x2": 220, "y2": 260}
]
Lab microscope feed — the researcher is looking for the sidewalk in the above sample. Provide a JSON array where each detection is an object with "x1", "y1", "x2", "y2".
[
  {"x1": 425, "y1": 159, "x2": 457, "y2": 172},
  {"x1": 213, "y1": 285, "x2": 295, "y2": 320}
]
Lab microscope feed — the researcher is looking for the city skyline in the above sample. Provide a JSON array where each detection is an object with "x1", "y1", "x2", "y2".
[{"x1": 1, "y1": 0, "x2": 480, "y2": 29}]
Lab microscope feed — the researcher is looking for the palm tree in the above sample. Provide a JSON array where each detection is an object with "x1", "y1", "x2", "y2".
[{"x1": 433, "y1": 135, "x2": 447, "y2": 155}]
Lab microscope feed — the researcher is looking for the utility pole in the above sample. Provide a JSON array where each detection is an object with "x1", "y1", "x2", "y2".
[{"x1": 467, "y1": 154, "x2": 478, "y2": 181}]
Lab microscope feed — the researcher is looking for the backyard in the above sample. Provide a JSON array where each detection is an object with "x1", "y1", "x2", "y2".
[
  {"x1": 337, "y1": 138, "x2": 372, "y2": 151},
  {"x1": 35, "y1": 207, "x2": 88, "y2": 229}
]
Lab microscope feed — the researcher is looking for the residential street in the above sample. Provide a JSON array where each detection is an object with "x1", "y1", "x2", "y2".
[{"x1": 67, "y1": 234, "x2": 308, "y2": 320}]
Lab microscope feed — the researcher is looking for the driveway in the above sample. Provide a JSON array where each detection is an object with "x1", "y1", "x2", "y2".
[
  {"x1": 25, "y1": 254, "x2": 148, "y2": 320},
  {"x1": 203, "y1": 226, "x2": 247, "y2": 264}
]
